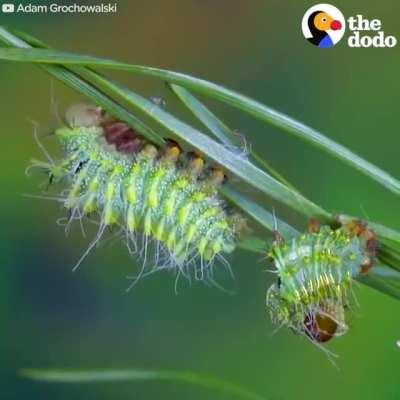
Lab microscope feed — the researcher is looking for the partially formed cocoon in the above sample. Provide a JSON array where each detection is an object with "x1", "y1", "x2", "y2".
[
  {"x1": 31, "y1": 104, "x2": 245, "y2": 282},
  {"x1": 266, "y1": 220, "x2": 377, "y2": 345}
]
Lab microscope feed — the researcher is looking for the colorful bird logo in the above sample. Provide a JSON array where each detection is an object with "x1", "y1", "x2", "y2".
[
  {"x1": 308, "y1": 10, "x2": 342, "y2": 47},
  {"x1": 302, "y1": 4, "x2": 346, "y2": 48}
]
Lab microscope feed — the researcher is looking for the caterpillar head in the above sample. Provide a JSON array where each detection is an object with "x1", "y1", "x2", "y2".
[
  {"x1": 65, "y1": 103, "x2": 109, "y2": 128},
  {"x1": 266, "y1": 283, "x2": 347, "y2": 344},
  {"x1": 303, "y1": 300, "x2": 347, "y2": 343},
  {"x1": 58, "y1": 104, "x2": 148, "y2": 156}
]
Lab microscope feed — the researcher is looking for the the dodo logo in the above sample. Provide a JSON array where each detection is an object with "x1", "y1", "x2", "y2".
[{"x1": 302, "y1": 4, "x2": 345, "y2": 48}]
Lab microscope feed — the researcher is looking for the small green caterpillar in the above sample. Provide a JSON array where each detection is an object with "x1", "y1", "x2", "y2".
[
  {"x1": 31, "y1": 104, "x2": 245, "y2": 283},
  {"x1": 266, "y1": 219, "x2": 377, "y2": 345}
]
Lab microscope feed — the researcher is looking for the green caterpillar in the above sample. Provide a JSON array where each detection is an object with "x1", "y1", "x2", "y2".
[
  {"x1": 266, "y1": 219, "x2": 377, "y2": 344},
  {"x1": 31, "y1": 104, "x2": 245, "y2": 282}
]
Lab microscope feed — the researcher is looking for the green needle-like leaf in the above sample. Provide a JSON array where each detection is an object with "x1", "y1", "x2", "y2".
[
  {"x1": 221, "y1": 186, "x2": 298, "y2": 238},
  {"x1": 20, "y1": 368, "x2": 267, "y2": 400},
  {"x1": 76, "y1": 69, "x2": 330, "y2": 219},
  {"x1": 0, "y1": 42, "x2": 398, "y2": 195},
  {"x1": 169, "y1": 83, "x2": 298, "y2": 192},
  {"x1": 169, "y1": 83, "x2": 237, "y2": 147},
  {"x1": 358, "y1": 267, "x2": 400, "y2": 301}
]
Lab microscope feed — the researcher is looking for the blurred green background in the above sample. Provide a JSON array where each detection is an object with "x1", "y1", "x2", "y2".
[{"x1": 0, "y1": 1, "x2": 399, "y2": 399}]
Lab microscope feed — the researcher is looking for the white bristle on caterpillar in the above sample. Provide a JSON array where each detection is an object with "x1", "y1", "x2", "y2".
[{"x1": 30, "y1": 104, "x2": 245, "y2": 284}]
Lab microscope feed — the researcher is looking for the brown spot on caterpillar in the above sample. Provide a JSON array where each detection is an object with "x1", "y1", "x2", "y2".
[
  {"x1": 103, "y1": 121, "x2": 145, "y2": 154},
  {"x1": 360, "y1": 258, "x2": 373, "y2": 274},
  {"x1": 308, "y1": 218, "x2": 321, "y2": 233},
  {"x1": 336, "y1": 215, "x2": 378, "y2": 274},
  {"x1": 209, "y1": 167, "x2": 227, "y2": 186},
  {"x1": 164, "y1": 139, "x2": 182, "y2": 163},
  {"x1": 188, "y1": 156, "x2": 205, "y2": 178},
  {"x1": 345, "y1": 219, "x2": 366, "y2": 237}
]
